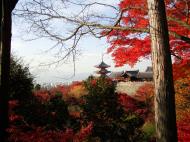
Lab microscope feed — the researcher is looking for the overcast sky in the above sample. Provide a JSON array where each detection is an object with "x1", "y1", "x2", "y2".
[{"x1": 11, "y1": 0, "x2": 151, "y2": 85}]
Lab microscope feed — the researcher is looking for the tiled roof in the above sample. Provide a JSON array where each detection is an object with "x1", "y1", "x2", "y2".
[
  {"x1": 95, "y1": 61, "x2": 110, "y2": 68},
  {"x1": 96, "y1": 68, "x2": 111, "y2": 74},
  {"x1": 145, "y1": 66, "x2": 153, "y2": 72},
  {"x1": 109, "y1": 71, "x2": 124, "y2": 78},
  {"x1": 137, "y1": 72, "x2": 153, "y2": 79},
  {"x1": 125, "y1": 70, "x2": 139, "y2": 77}
]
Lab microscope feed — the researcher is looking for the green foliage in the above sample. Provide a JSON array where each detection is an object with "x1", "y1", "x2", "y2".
[
  {"x1": 142, "y1": 122, "x2": 156, "y2": 142},
  {"x1": 82, "y1": 76, "x2": 144, "y2": 142},
  {"x1": 44, "y1": 92, "x2": 70, "y2": 129},
  {"x1": 34, "y1": 84, "x2": 41, "y2": 91},
  {"x1": 7, "y1": 57, "x2": 78, "y2": 130},
  {"x1": 83, "y1": 77, "x2": 121, "y2": 121},
  {"x1": 9, "y1": 57, "x2": 34, "y2": 101}
]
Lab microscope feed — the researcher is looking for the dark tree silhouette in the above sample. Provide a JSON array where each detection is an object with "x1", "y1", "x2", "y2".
[{"x1": 0, "y1": 0, "x2": 18, "y2": 141}]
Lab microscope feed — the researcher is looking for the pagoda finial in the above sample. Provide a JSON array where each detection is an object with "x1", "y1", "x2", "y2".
[{"x1": 101, "y1": 53, "x2": 104, "y2": 62}]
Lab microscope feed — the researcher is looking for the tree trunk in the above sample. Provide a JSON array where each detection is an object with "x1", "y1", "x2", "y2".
[
  {"x1": 0, "y1": 0, "x2": 12, "y2": 141},
  {"x1": 147, "y1": 0, "x2": 177, "y2": 142}
]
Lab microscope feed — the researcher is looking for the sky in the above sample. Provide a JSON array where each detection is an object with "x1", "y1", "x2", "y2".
[{"x1": 11, "y1": 0, "x2": 151, "y2": 85}]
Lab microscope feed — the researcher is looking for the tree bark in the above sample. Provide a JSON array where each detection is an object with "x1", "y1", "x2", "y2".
[
  {"x1": 147, "y1": 0, "x2": 177, "y2": 142},
  {"x1": 0, "y1": 0, "x2": 16, "y2": 141}
]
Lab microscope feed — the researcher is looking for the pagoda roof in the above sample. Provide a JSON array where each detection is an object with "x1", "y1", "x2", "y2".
[
  {"x1": 95, "y1": 61, "x2": 110, "y2": 68},
  {"x1": 95, "y1": 68, "x2": 111, "y2": 74}
]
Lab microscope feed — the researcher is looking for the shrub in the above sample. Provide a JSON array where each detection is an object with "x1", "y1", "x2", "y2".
[
  {"x1": 118, "y1": 93, "x2": 149, "y2": 120},
  {"x1": 81, "y1": 76, "x2": 144, "y2": 141},
  {"x1": 9, "y1": 56, "x2": 34, "y2": 101},
  {"x1": 142, "y1": 122, "x2": 156, "y2": 142},
  {"x1": 177, "y1": 114, "x2": 190, "y2": 142},
  {"x1": 14, "y1": 91, "x2": 79, "y2": 130},
  {"x1": 8, "y1": 122, "x2": 93, "y2": 142},
  {"x1": 68, "y1": 83, "x2": 87, "y2": 99},
  {"x1": 44, "y1": 92, "x2": 70, "y2": 129},
  {"x1": 34, "y1": 84, "x2": 41, "y2": 90}
]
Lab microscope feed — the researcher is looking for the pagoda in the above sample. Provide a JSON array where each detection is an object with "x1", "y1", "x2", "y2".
[{"x1": 95, "y1": 60, "x2": 111, "y2": 77}]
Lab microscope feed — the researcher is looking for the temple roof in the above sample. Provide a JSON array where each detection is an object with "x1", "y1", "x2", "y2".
[
  {"x1": 137, "y1": 72, "x2": 153, "y2": 79},
  {"x1": 124, "y1": 70, "x2": 139, "y2": 77},
  {"x1": 95, "y1": 61, "x2": 110, "y2": 68},
  {"x1": 109, "y1": 71, "x2": 124, "y2": 78},
  {"x1": 95, "y1": 68, "x2": 111, "y2": 74},
  {"x1": 145, "y1": 66, "x2": 153, "y2": 72}
]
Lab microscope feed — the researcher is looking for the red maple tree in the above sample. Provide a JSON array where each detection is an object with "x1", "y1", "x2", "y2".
[{"x1": 106, "y1": 0, "x2": 190, "y2": 67}]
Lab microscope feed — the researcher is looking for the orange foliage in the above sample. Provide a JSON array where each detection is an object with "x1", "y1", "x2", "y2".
[
  {"x1": 173, "y1": 61, "x2": 190, "y2": 120},
  {"x1": 134, "y1": 83, "x2": 154, "y2": 102},
  {"x1": 68, "y1": 84, "x2": 87, "y2": 99},
  {"x1": 106, "y1": 0, "x2": 190, "y2": 67},
  {"x1": 33, "y1": 81, "x2": 86, "y2": 102}
]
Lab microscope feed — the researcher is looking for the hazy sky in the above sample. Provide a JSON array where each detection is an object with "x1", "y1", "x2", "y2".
[{"x1": 11, "y1": 0, "x2": 151, "y2": 85}]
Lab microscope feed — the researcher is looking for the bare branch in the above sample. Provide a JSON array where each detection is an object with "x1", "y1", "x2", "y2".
[
  {"x1": 13, "y1": 0, "x2": 190, "y2": 69},
  {"x1": 68, "y1": 1, "x2": 119, "y2": 11},
  {"x1": 168, "y1": 16, "x2": 190, "y2": 30}
]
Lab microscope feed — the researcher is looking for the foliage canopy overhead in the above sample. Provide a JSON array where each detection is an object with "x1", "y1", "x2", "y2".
[{"x1": 106, "y1": 0, "x2": 190, "y2": 67}]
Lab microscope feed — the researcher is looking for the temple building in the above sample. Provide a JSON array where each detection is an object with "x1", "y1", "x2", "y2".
[
  {"x1": 95, "y1": 61, "x2": 110, "y2": 77},
  {"x1": 109, "y1": 67, "x2": 153, "y2": 81},
  {"x1": 94, "y1": 57, "x2": 153, "y2": 81}
]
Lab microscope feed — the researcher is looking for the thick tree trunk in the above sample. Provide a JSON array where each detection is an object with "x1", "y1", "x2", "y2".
[
  {"x1": 0, "y1": 0, "x2": 12, "y2": 141},
  {"x1": 147, "y1": 0, "x2": 178, "y2": 142}
]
